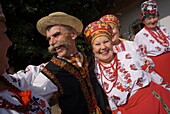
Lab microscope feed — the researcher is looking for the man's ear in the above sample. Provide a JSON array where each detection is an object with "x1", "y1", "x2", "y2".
[{"x1": 71, "y1": 30, "x2": 78, "y2": 40}]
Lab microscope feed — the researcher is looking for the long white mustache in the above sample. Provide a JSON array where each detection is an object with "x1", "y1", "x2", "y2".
[{"x1": 48, "y1": 41, "x2": 69, "y2": 54}]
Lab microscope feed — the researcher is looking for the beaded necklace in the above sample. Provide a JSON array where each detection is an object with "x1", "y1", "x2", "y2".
[
  {"x1": 98, "y1": 54, "x2": 118, "y2": 94},
  {"x1": 144, "y1": 26, "x2": 169, "y2": 47}
]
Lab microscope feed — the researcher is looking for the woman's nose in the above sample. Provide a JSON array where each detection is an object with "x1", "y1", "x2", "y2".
[
  {"x1": 150, "y1": 18, "x2": 156, "y2": 22},
  {"x1": 101, "y1": 43, "x2": 106, "y2": 49}
]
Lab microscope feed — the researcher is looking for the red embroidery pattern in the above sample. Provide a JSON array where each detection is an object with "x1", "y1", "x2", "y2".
[
  {"x1": 113, "y1": 40, "x2": 126, "y2": 52},
  {"x1": 143, "y1": 33, "x2": 149, "y2": 37},
  {"x1": 145, "y1": 26, "x2": 169, "y2": 47},
  {"x1": 111, "y1": 95, "x2": 120, "y2": 100},
  {"x1": 0, "y1": 76, "x2": 45, "y2": 113},
  {"x1": 45, "y1": 52, "x2": 98, "y2": 113},
  {"x1": 155, "y1": 46, "x2": 161, "y2": 51},
  {"x1": 42, "y1": 67, "x2": 63, "y2": 98},
  {"x1": 136, "y1": 77, "x2": 143, "y2": 87},
  {"x1": 150, "y1": 39, "x2": 155, "y2": 44},
  {"x1": 138, "y1": 44, "x2": 147, "y2": 56},
  {"x1": 130, "y1": 64, "x2": 138, "y2": 70},
  {"x1": 125, "y1": 53, "x2": 132, "y2": 59},
  {"x1": 117, "y1": 84, "x2": 125, "y2": 92}
]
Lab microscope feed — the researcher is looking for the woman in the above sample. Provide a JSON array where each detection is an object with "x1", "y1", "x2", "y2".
[
  {"x1": 0, "y1": 3, "x2": 50, "y2": 114},
  {"x1": 99, "y1": 14, "x2": 163, "y2": 86},
  {"x1": 99, "y1": 14, "x2": 136, "y2": 53},
  {"x1": 84, "y1": 20, "x2": 170, "y2": 114},
  {"x1": 134, "y1": 0, "x2": 170, "y2": 89}
]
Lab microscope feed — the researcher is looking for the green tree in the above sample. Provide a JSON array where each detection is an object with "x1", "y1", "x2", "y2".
[{"x1": 1, "y1": 0, "x2": 116, "y2": 71}]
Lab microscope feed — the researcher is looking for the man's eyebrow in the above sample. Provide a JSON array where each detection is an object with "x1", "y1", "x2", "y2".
[
  {"x1": 52, "y1": 32, "x2": 61, "y2": 37},
  {"x1": 46, "y1": 32, "x2": 61, "y2": 40}
]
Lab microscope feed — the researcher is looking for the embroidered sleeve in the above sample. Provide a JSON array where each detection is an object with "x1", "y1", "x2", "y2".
[{"x1": 5, "y1": 63, "x2": 46, "y2": 90}]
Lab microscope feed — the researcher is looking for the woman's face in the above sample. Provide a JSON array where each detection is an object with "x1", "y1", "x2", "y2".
[
  {"x1": 92, "y1": 36, "x2": 114, "y2": 64},
  {"x1": 0, "y1": 22, "x2": 12, "y2": 75},
  {"x1": 143, "y1": 16, "x2": 158, "y2": 29},
  {"x1": 109, "y1": 23, "x2": 120, "y2": 45}
]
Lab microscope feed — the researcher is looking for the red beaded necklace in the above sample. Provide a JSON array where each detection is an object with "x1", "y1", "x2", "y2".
[
  {"x1": 144, "y1": 26, "x2": 169, "y2": 47},
  {"x1": 98, "y1": 54, "x2": 118, "y2": 94}
]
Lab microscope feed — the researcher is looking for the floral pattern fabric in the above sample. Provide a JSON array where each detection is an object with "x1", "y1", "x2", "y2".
[
  {"x1": 134, "y1": 26, "x2": 170, "y2": 56},
  {"x1": 94, "y1": 51, "x2": 152, "y2": 111},
  {"x1": 1, "y1": 72, "x2": 51, "y2": 114}
]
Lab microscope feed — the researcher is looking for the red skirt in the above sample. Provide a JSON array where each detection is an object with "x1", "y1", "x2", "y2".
[
  {"x1": 149, "y1": 52, "x2": 170, "y2": 84},
  {"x1": 118, "y1": 82, "x2": 170, "y2": 114}
]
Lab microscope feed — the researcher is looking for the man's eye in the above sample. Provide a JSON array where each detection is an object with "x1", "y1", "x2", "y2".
[{"x1": 53, "y1": 32, "x2": 61, "y2": 37}]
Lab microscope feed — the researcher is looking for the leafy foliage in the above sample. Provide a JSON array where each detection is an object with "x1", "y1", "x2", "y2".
[{"x1": 1, "y1": 0, "x2": 116, "y2": 71}]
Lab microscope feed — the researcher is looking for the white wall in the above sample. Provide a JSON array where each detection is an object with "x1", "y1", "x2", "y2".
[{"x1": 118, "y1": 0, "x2": 170, "y2": 39}]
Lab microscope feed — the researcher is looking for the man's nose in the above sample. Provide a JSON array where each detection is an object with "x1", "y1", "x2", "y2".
[{"x1": 49, "y1": 38, "x2": 55, "y2": 45}]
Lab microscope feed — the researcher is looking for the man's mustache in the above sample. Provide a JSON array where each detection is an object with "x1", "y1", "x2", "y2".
[{"x1": 48, "y1": 41, "x2": 69, "y2": 54}]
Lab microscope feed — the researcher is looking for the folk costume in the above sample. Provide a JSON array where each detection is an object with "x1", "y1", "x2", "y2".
[
  {"x1": 134, "y1": 0, "x2": 170, "y2": 89},
  {"x1": 8, "y1": 51, "x2": 103, "y2": 114},
  {"x1": 41, "y1": 51, "x2": 102, "y2": 114},
  {"x1": 0, "y1": 3, "x2": 51, "y2": 114},
  {"x1": 10, "y1": 12, "x2": 106, "y2": 114},
  {"x1": 99, "y1": 14, "x2": 137, "y2": 53},
  {"x1": 95, "y1": 51, "x2": 170, "y2": 114},
  {"x1": 99, "y1": 14, "x2": 163, "y2": 85},
  {"x1": 1, "y1": 73, "x2": 51, "y2": 114},
  {"x1": 84, "y1": 21, "x2": 170, "y2": 114}
]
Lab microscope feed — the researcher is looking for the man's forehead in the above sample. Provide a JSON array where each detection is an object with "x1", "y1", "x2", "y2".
[
  {"x1": 46, "y1": 25, "x2": 66, "y2": 36},
  {"x1": 49, "y1": 25, "x2": 69, "y2": 32}
]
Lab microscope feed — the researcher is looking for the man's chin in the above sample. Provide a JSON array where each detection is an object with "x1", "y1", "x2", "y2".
[{"x1": 56, "y1": 49, "x2": 67, "y2": 57}]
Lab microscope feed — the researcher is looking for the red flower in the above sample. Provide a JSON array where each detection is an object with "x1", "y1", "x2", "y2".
[{"x1": 19, "y1": 90, "x2": 32, "y2": 106}]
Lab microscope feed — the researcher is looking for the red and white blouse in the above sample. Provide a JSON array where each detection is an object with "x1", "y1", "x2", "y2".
[{"x1": 94, "y1": 51, "x2": 160, "y2": 111}]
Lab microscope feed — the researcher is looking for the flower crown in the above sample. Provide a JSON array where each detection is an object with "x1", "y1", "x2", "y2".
[
  {"x1": 141, "y1": 0, "x2": 159, "y2": 20},
  {"x1": 99, "y1": 14, "x2": 120, "y2": 28},
  {"x1": 84, "y1": 21, "x2": 113, "y2": 44}
]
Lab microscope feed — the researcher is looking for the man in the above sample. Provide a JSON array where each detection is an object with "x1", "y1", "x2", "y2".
[
  {"x1": 9, "y1": 12, "x2": 111, "y2": 114},
  {"x1": 0, "y1": 3, "x2": 51, "y2": 114},
  {"x1": 35, "y1": 11, "x2": 110, "y2": 114}
]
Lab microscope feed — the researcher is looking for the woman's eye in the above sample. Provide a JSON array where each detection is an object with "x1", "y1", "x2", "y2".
[
  {"x1": 95, "y1": 43, "x2": 100, "y2": 46},
  {"x1": 104, "y1": 40, "x2": 109, "y2": 43}
]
